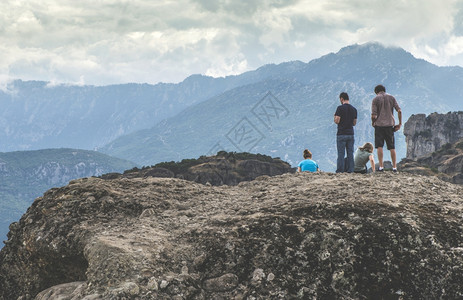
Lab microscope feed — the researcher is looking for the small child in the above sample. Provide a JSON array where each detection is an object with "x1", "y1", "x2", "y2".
[
  {"x1": 354, "y1": 142, "x2": 375, "y2": 173},
  {"x1": 297, "y1": 149, "x2": 319, "y2": 172}
]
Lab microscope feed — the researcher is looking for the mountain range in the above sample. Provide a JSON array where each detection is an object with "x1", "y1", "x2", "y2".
[
  {"x1": 2, "y1": 42, "x2": 462, "y2": 171},
  {"x1": 1, "y1": 41, "x2": 463, "y2": 298},
  {"x1": 0, "y1": 66, "x2": 305, "y2": 152},
  {"x1": 100, "y1": 42, "x2": 463, "y2": 169},
  {"x1": 1, "y1": 41, "x2": 463, "y2": 244}
]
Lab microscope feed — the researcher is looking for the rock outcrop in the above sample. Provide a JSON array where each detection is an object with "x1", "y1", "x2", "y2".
[
  {"x1": 398, "y1": 138, "x2": 463, "y2": 184},
  {"x1": 101, "y1": 151, "x2": 295, "y2": 186},
  {"x1": 1, "y1": 172, "x2": 463, "y2": 299},
  {"x1": 399, "y1": 112, "x2": 463, "y2": 184},
  {"x1": 404, "y1": 111, "x2": 463, "y2": 160}
]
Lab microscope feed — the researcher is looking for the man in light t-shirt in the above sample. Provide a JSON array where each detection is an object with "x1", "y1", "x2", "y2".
[{"x1": 371, "y1": 84, "x2": 402, "y2": 172}]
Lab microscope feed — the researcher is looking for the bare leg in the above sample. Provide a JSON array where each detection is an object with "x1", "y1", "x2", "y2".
[
  {"x1": 390, "y1": 149, "x2": 397, "y2": 169},
  {"x1": 377, "y1": 147, "x2": 384, "y2": 168}
]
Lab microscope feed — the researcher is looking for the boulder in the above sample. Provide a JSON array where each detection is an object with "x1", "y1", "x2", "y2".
[{"x1": 1, "y1": 172, "x2": 463, "y2": 299}]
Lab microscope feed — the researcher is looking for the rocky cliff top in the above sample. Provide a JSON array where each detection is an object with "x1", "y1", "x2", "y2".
[
  {"x1": 101, "y1": 151, "x2": 294, "y2": 186},
  {"x1": 404, "y1": 111, "x2": 463, "y2": 160},
  {"x1": 400, "y1": 111, "x2": 463, "y2": 184},
  {"x1": 1, "y1": 171, "x2": 463, "y2": 299},
  {"x1": 399, "y1": 138, "x2": 463, "y2": 184}
]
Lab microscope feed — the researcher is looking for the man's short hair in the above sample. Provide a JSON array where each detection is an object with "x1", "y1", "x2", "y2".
[
  {"x1": 374, "y1": 85, "x2": 386, "y2": 94},
  {"x1": 339, "y1": 92, "x2": 349, "y2": 101}
]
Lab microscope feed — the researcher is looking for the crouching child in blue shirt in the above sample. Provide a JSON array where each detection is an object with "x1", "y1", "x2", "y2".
[{"x1": 297, "y1": 149, "x2": 319, "y2": 172}]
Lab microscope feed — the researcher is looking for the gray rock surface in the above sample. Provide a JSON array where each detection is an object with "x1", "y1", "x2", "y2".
[
  {"x1": 399, "y1": 138, "x2": 463, "y2": 184},
  {"x1": 404, "y1": 111, "x2": 463, "y2": 160},
  {"x1": 399, "y1": 111, "x2": 463, "y2": 184},
  {"x1": 1, "y1": 172, "x2": 463, "y2": 299}
]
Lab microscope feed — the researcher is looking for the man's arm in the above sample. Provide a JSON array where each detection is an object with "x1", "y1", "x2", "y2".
[
  {"x1": 334, "y1": 115, "x2": 340, "y2": 124},
  {"x1": 393, "y1": 97, "x2": 402, "y2": 127},
  {"x1": 353, "y1": 118, "x2": 357, "y2": 126},
  {"x1": 371, "y1": 114, "x2": 377, "y2": 127},
  {"x1": 371, "y1": 98, "x2": 377, "y2": 127},
  {"x1": 394, "y1": 109, "x2": 402, "y2": 131}
]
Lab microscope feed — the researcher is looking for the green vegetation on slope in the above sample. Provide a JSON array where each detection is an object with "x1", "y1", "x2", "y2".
[{"x1": 0, "y1": 148, "x2": 137, "y2": 246}]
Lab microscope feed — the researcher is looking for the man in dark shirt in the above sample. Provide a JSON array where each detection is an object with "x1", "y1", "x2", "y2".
[{"x1": 334, "y1": 92, "x2": 357, "y2": 173}]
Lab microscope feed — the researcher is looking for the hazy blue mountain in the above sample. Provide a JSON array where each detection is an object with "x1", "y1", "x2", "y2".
[
  {"x1": 100, "y1": 42, "x2": 463, "y2": 170},
  {"x1": 0, "y1": 68, "x2": 303, "y2": 152},
  {"x1": 0, "y1": 148, "x2": 136, "y2": 247}
]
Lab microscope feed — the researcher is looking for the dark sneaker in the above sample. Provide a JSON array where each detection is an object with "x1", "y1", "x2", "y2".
[
  {"x1": 392, "y1": 168, "x2": 398, "y2": 173},
  {"x1": 378, "y1": 168, "x2": 384, "y2": 172}
]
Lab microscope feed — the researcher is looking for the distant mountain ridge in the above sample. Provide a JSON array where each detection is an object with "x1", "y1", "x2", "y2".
[
  {"x1": 100, "y1": 42, "x2": 463, "y2": 170},
  {"x1": 0, "y1": 66, "x2": 301, "y2": 152},
  {"x1": 2, "y1": 42, "x2": 462, "y2": 171}
]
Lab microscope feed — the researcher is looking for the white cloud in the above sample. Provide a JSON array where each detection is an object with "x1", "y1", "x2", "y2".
[
  {"x1": 1, "y1": 0, "x2": 463, "y2": 85},
  {"x1": 254, "y1": 7, "x2": 293, "y2": 47},
  {"x1": 443, "y1": 35, "x2": 463, "y2": 56},
  {"x1": 205, "y1": 55, "x2": 249, "y2": 78},
  {"x1": 0, "y1": 75, "x2": 15, "y2": 93}
]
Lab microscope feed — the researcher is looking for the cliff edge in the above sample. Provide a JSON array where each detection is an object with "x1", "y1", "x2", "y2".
[
  {"x1": 1, "y1": 172, "x2": 463, "y2": 299},
  {"x1": 101, "y1": 151, "x2": 294, "y2": 186},
  {"x1": 404, "y1": 111, "x2": 463, "y2": 160},
  {"x1": 400, "y1": 111, "x2": 463, "y2": 184}
]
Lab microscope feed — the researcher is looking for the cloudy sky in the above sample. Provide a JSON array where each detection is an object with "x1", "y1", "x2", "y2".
[{"x1": 1, "y1": 0, "x2": 463, "y2": 86}]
